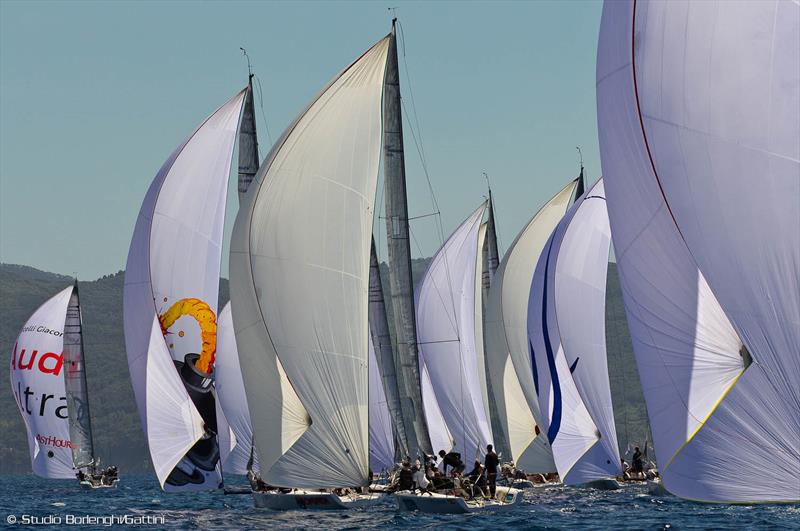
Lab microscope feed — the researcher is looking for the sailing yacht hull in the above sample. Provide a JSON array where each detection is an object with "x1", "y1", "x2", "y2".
[
  {"x1": 252, "y1": 491, "x2": 384, "y2": 511},
  {"x1": 578, "y1": 478, "x2": 620, "y2": 491},
  {"x1": 79, "y1": 479, "x2": 119, "y2": 490},
  {"x1": 395, "y1": 486, "x2": 522, "y2": 514}
]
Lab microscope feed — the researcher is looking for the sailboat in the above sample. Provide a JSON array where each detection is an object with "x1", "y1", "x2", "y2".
[
  {"x1": 230, "y1": 24, "x2": 395, "y2": 511},
  {"x1": 394, "y1": 202, "x2": 524, "y2": 513},
  {"x1": 123, "y1": 89, "x2": 247, "y2": 491},
  {"x1": 596, "y1": 0, "x2": 799, "y2": 503},
  {"x1": 10, "y1": 283, "x2": 118, "y2": 488},
  {"x1": 527, "y1": 177, "x2": 621, "y2": 489},
  {"x1": 483, "y1": 180, "x2": 577, "y2": 477}
]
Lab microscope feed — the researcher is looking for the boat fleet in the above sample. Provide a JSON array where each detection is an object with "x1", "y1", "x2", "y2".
[{"x1": 9, "y1": 0, "x2": 798, "y2": 510}]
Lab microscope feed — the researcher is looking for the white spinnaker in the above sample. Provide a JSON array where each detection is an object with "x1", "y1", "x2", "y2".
[
  {"x1": 528, "y1": 179, "x2": 620, "y2": 484},
  {"x1": 123, "y1": 90, "x2": 245, "y2": 489},
  {"x1": 484, "y1": 181, "x2": 576, "y2": 471},
  {"x1": 215, "y1": 303, "x2": 260, "y2": 475},
  {"x1": 597, "y1": 0, "x2": 799, "y2": 502},
  {"x1": 368, "y1": 334, "x2": 395, "y2": 472},
  {"x1": 10, "y1": 287, "x2": 74, "y2": 479},
  {"x1": 231, "y1": 36, "x2": 390, "y2": 488},
  {"x1": 417, "y1": 204, "x2": 491, "y2": 462}
]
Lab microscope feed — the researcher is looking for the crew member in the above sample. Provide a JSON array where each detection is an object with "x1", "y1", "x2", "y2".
[{"x1": 484, "y1": 444, "x2": 499, "y2": 497}]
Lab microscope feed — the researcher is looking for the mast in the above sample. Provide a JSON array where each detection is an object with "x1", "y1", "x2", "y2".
[
  {"x1": 238, "y1": 75, "x2": 260, "y2": 202},
  {"x1": 63, "y1": 280, "x2": 96, "y2": 470},
  {"x1": 481, "y1": 191, "x2": 510, "y2": 459},
  {"x1": 369, "y1": 237, "x2": 410, "y2": 457},
  {"x1": 382, "y1": 19, "x2": 432, "y2": 456}
]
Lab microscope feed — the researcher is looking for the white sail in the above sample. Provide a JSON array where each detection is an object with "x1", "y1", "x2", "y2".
[
  {"x1": 123, "y1": 90, "x2": 246, "y2": 490},
  {"x1": 368, "y1": 333, "x2": 395, "y2": 472},
  {"x1": 484, "y1": 181, "x2": 576, "y2": 471},
  {"x1": 597, "y1": 0, "x2": 799, "y2": 502},
  {"x1": 416, "y1": 203, "x2": 492, "y2": 462},
  {"x1": 214, "y1": 303, "x2": 259, "y2": 475},
  {"x1": 528, "y1": 179, "x2": 620, "y2": 484},
  {"x1": 10, "y1": 286, "x2": 74, "y2": 479},
  {"x1": 230, "y1": 36, "x2": 390, "y2": 488}
]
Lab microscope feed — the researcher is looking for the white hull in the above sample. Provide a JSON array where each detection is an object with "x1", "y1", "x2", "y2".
[
  {"x1": 79, "y1": 479, "x2": 118, "y2": 490},
  {"x1": 252, "y1": 490, "x2": 383, "y2": 511},
  {"x1": 395, "y1": 486, "x2": 522, "y2": 514}
]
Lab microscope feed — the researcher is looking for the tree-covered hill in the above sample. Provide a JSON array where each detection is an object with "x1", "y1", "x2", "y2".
[{"x1": 0, "y1": 261, "x2": 649, "y2": 476}]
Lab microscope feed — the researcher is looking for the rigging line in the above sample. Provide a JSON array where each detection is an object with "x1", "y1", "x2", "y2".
[
  {"x1": 253, "y1": 75, "x2": 274, "y2": 145},
  {"x1": 378, "y1": 212, "x2": 440, "y2": 222}
]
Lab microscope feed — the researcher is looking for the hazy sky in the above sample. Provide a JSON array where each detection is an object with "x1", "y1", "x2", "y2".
[{"x1": 0, "y1": 0, "x2": 603, "y2": 280}]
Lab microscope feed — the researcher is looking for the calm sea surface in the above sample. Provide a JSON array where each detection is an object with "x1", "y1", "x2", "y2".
[{"x1": 0, "y1": 475, "x2": 797, "y2": 530}]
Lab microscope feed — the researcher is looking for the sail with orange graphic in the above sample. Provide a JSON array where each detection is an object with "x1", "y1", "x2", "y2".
[{"x1": 123, "y1": 90, "x2": 246, "y2": 491}]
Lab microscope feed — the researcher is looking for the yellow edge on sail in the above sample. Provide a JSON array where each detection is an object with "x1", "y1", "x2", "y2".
[{"x1": 661, "y1": 367, "x2": 746, "y2": 474}]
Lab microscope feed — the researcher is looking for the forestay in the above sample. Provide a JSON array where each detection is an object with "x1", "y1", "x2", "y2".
[
  {"x1": 215, "y1": 303, "x2": 260, "y2": 475},
  {"x1": 597, "y1": 0, "x2": 799, "y2": 502},
  {"x1": 63, "y1": 283, "x2": 95, "y2": 470},
  {"x1": 368, "y1": 334, "x2": 395, "y2": 472},
  {"x1": 527, "y1": 179, "x2": 620, "y2": 484},
  {"x1": 484, "y1": 181, "x2": 576, "y2": 471},
  {"x1": 123, "y1": 90, "x2": 245, "y2": 489},
  {"x1": 417, "y1": 204, "x2": 492, "y2": 461},
  {"x1": 230, "y1": 36, "x2": 390, "y2": 488},
  {"x1": 10, "y1": 287, "x2": 74, "y2": 479}
]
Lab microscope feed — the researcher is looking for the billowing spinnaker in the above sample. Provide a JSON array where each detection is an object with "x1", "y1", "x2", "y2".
[
  {"x1": 597, "y1": 0, "x2": 799, "y2": 502},
  {"x1": 417, "y1": 204, "x2": 492, "y2": 461},
  {"x1": 10, "y1": 287, "x2": 74, "y2": 479},
  {"x1": 214, "y1": 303, "x2": 259, "y2": 475},
  {"x1": 123, "y1": 90, "x2": 246, "y2": 490},
  {"x1": 368, "y1": 334, "x2": 395, "y2": 472},
  {"x1": 63, "y1": 283, "x2": 94, "y2": 470},
  {"x1": 231, "y1": 36, "x2": 390, "y2": 488},
  {"x1": 484, "y1": 181, "x2": 576, "y2": 471},
  {"x1": 528, "y1": 179, "x2": 620, "y2": 484}
]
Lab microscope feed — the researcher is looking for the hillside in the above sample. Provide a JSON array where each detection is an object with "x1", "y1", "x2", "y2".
[{"x1": 0, "y1": 261, "x2": 649, "y2": 475}]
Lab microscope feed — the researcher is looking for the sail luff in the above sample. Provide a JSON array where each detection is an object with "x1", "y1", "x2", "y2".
[
  {"x1": 237, "y1": 77, "x2": 260, "y2": 202},
  {"x1": 63, "y1": 281, "x2": 95, "y2": 469},
  {"x1": 382, "y1": 22, "x2": 432, "y2": 457},
  {"x1": 369, "y1": 237, "x2": 409, "y2": 456}
]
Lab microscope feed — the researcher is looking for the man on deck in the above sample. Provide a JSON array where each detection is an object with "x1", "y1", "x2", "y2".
[
  {"x1": 438, "y1": 450, "x2": 465, "y2": 475},
  {"x1": 484, "y1": 444, "x2": 499, "y2": 497}
]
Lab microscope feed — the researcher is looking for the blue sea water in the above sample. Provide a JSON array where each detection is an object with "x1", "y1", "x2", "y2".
[{"x1": 0, "y1": 475, "x2": 797, "y2": 530}]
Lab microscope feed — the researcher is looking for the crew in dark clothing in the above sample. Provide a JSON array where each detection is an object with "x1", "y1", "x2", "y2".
[
  {"x1": 438, "y1": 450, "x2": 465, "y2": 475},
  {"x1": 631, "y1": 447, "x2": 644, "y2": 475},
  {"x1": 397, "y1": 461, "x2": 414, "y2": 491},
  {"x1": 484, "y1": 444, "x2": 499, "y2": 497},
  {"x1": 467, "y1": 460, "x2": 486, "y2": 497}
]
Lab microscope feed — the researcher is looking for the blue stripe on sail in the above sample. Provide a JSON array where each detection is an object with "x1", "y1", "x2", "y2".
[
  {"x1": 530, "y1": 339, "x2": 540, "y2": 395},
  {"x1": 540, "y1": 237, "x2": 562, "y2": 445},
  {"x1": 569, "y1": 357, "x2": 580, "y2": 374}
]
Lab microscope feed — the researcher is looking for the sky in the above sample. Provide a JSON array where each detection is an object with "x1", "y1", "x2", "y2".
[{"x1": 0, "y1": 0, "x2": 603, "y2": 280}]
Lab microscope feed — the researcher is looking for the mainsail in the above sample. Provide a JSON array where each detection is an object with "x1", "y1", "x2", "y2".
[
  {"x1": 479, "y1": 193, "x2": 508, "y2": 458},
  {"x1": 230, "y1": 35, "x2": 390, "y2": 488},
  {"x1": 10, "y1": 286, "x2": 74, "y2": 478},
  {"x1": 369, "y1": 334, "x2": 396, "y2": 472},
  {"x1": 527, "y1": 179, "x2": 620, "y2": 484},
  {"x1": 237, "y1": 77, "x2": 259, "y2": 203},
  {"x1": 368, "y1": 238, "x2": 408, "y2": 457},
  {"x1": 123, "y1": 90, "x2": 246, "y2": 490},
  {"x1": 417, "y1": 203, "x2": 492, "y2": 461},
  {"x1": 597, "y1": 0, "x2": 799, "y2": 502},
  {"x1": 382, "y1": 21, "x2": 432, "y2": 458},
  {"x1": 63, "y1": 281, "x2": 95, "y2": 471},
  {"x1": 484, "y1": 181, "x2": 576, "y2": 472},
  {"x1": 214, "y1": 303, "x2": 260, "y2": 475}
]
